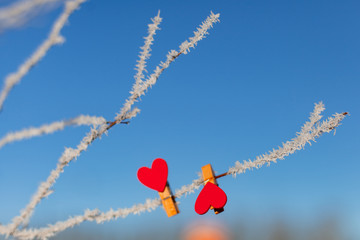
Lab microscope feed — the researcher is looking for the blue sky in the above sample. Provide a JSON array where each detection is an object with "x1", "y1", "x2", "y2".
[{"x1": 0, "y1": 0, "x2": 359, "y2": 239}]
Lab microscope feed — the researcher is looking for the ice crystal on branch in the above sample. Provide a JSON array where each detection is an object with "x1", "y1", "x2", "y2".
[
  {"x1": 1, "y1": 10, "x2": 220, "y2": 238},
  {"x1": 5, "y1": 103, "x2": 347, "y2": 240},
  {"x1": 0, "y1": 115, "x2": 105, "y2": 149},
  {"x1": 0, "y1": 0, "x2": 86, "y2": 112},
  {"x1": 0, "y1": 2, "x2": 347, "y2": 239}
]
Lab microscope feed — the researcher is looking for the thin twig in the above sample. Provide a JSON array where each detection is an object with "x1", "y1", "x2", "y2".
[
  {"x1": 3, "y1": 11, "x2": 220, "y2": 236},
  {"x1": 0, "y1": 115, "x2": 106, "y2": 149},
  {"x1": 9, "y1": 103, "x2": 347, "y2": 240},
  {"x1": 0, "y1": 0, "x2": 65, "y2": 32},
  {"x1": 0, "y1": 0, "x2": 86, "y2": 112}
]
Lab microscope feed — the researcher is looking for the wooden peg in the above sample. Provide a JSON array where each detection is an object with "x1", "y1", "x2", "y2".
[
  {"x1": 201, "y1": 164, "x2": 224, "y2": 214},
  {"x1": 158, "y1": 182, "x2": 180, "y2": 217}
]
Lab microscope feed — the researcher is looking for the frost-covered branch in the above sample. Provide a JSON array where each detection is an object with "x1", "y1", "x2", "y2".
[
  {"x1": 116, "y1": 11, "x2": 220, "y2": 121},
  {"x1": 133, "y1": 11, "x2": 162, "y2": 89},
  {"x1": 227, "y1": 104, "x2": 346, "y2": 176},
  {"x1": 4, "y1": 12, "x2": 220, "y2": 235},
  {"x1": 0, "y1": 0, "x2": 64, "y2": 32},
  {"x1": 0, "y1": 0, "x2": 86, "y2": 112},
  {"x1": 0, "y1": 115, "x2": 106, "y2": 149},
  {"x1": 8, "y1": 103, "x2": 347, "y2": 240},
  {"x1": 12, "y1": 199, "x2": 162, "y2": 240},
  {"x1": 4, "y1": 109, "x2": 138, "y2": 235}
]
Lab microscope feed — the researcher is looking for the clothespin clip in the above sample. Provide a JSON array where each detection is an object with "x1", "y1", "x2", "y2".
[
  {"x1": 158, "y1": 182, "x2": 180, "y2": 217},
  {"x1": 137, "y1": 158, "x2": 180, "y2": 218},
  {"x1": 201, "y1": 164, "x2": 224, "y2": 214}
]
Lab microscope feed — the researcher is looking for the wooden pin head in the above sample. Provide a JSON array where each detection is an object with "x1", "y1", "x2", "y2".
[{"x1": 201, "y1": 164, "x2": 225, "y2": 214}]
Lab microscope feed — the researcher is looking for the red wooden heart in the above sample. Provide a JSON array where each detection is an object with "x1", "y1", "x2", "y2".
[
  {"x1": 137, "y1": 158, "x2": 168, "y2": 192},
  {"x1": 194, "y1": 182, "x2": 227, "y2": 215}
]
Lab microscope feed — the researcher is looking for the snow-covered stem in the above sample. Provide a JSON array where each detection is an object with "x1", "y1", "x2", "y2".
[
  {"x1": 0, "y1": 115, "x2": 106, "y2": 149},
  {"x1": 174, "y1": 175, "x2": 203, "y2": 198},
  {"x1": 3, "y1": 12, "x2": 220, "y2": 236},
  {"x1": 116, "y1": 11, "x2": 220, "y2": 121},
  {"x1": 12, "y1": 199, "x2": 162, "y2": 240},
  {"x1": 227, "y1": 107, "x2": 346, "y2": 177},
  {"x1": 0, "y1": 0, "x2": 64, "y2": 32},
  {"x1": 4, "y1": 108, "x2": 139, "y2": 235},
  {"x1": 6, "y1": 13, "x2": 219, "y2": 235},
  {"x1": 0, "y1": 0, "x2": 86, "y2": 112},
  {"x1": 133, "y1": 11, "x2": 162, "y2": 90},
  {"x1": 298, "y1": 101, "x2": 325, "y2": 135},
  {"x1": 8, "y1": 103, "x2": 347, "y2": 240}
]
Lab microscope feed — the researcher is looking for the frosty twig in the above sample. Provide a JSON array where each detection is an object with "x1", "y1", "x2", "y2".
[
  {"x1": 133, "y1": 11, "x2": 162, "y2": 88},
  {"x1": 3, "y1": 11, "x2": 220, "y2": 236},
  {"x1": 0, "y1": 115, "x2": 106, "y2": 149},
  {"x1": 8, "y1": 103, "x2": 347, "y2": 240},
  {"x1": 0, "y1": 0, "x2": 86, "y2": 112},
  {"x1": 0, "y1": 0, "x2": 64, "y2": 32},
  {"x1": 116, "y1": 11, "x2": 220, "y2": 121}
]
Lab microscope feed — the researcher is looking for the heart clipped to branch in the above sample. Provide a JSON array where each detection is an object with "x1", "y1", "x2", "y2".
[
  {"x1": 137, "y1": 158, "x2": 168, "y2": 192},
  {"x1": 137, "y1": 158, "x2": 180, "y2": 217},
  {"x1": 195, "y1": 182, "x2": 228, "y2": 215}
]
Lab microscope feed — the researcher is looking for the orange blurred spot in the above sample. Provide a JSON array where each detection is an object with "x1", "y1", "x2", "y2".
[{"x1": 181, "y1": 219, "x2": 230, "y2": 240}]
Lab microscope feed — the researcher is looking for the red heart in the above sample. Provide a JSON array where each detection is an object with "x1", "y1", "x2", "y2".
[
  {"x1": 137, "y1": 158, "x2": 168, "y2": 192},
  {"x1": 194, "y1": 182, "x2": 227, "y2": 215}
]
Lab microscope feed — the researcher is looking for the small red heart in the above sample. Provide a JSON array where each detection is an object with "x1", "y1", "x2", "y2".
[
  {"x1": 137, "y1": 158, "x2": 168, "y2": 192},
  {"x1": 194, "y1": 182, "x2": 227, "y2": 215}
]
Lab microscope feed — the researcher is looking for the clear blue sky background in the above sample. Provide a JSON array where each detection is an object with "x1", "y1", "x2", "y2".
[{"x1": 0, "y1": 0, "x2": 359, "y2": 239}]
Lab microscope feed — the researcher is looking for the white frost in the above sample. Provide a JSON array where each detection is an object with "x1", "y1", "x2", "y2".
[{"x1": 8, "y1": 103, "x2": 347, "y2": 240}]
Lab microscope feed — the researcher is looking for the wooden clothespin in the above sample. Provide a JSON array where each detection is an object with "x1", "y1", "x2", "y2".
[
  {"x1": 158, "y1": 182, "x2": 180, "y2": 217},
  {"x1": 201, "y1": 164, "x2": 224, "y2": 214},
  {"x1": 137, "y1": 158, "x2": 180, "y2": 218}
]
